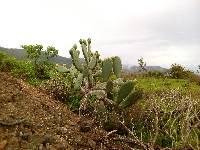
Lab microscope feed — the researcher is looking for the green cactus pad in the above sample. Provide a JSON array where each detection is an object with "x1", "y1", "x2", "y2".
[
  {"x1": 116, "y1": 80, "x2": 134, "y2": 104},
  {"x1": 73, "y1": 44, "x2": 77, "y2": 50},
  {"x1": 74, "y1": 73, "x2": 83, "y2": 90},
  {"x1": 87, "y1": 38, "x2": 91, "y2": 44},
  {"x1": 102, "y1": 58, "x2": 113, "y2": 82},
  {"x1": 81, "y1": 43, "x2": 90, "y2": 63},
  {"x1": 112, "y1": 56, "x2": 122, "y2": 78},
  {"x1": 88, "y1": 73, "x2": 94, "y2": 86},
  {"x1": 55, "y1": 66, "x2": 69, "y2": 73},
  {"x1": 69, "y1": 48, "x2": 84, "y2": 72},
  {"x1": 119, "y1": 90, "x2": 142, "y2": 108},
  {"x1": 79, "y1": 39, "x2": 83, "y2": 44},
  {"x1": 82, "y1": 39, "x2": 87, "y2": 45},
  {"x1": 88, "y1": 54, "x2": 97, "y2": 69}
]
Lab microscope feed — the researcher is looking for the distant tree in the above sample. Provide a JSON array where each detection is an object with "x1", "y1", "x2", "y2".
[
  {"x1": 21, "y1": 44, "x2": 58, "y2": 79},
  {"x1": 21, "y1": 44, "x2": 43, "y2": 65},
  {"x1": 45, "y1": 46, "x2": 58, "y2": 60},
  {"x1": 21, "y1": 44, "x2": 58, "y2": 64},
  {"x1": 169, "y1": 63, "x2": 193, "y2": 79},
  {"x1": 138, "y1": 57, "x2": 147, "y2": 72}
]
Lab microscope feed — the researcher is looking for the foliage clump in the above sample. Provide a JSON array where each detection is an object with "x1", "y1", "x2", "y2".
[
  {"x1": 169, "y1": 63, "x2": 192, "y2": 79},
  {"x1": 21, "y1": 44, "x2": 58, "y2": 79}
]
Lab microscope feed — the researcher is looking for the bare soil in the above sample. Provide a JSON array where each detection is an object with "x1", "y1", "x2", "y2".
[{"x1": 0, "y1": 72, "x2": 126, "y2": 150}]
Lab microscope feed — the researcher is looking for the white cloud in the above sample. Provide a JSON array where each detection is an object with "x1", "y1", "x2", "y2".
[{"x1": 0, "y1": 0, "x2": 199, "y2": 69}]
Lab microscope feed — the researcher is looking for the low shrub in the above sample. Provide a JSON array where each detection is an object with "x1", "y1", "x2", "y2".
[
  {"x1": 0, "y1": 53, "x2": 17, "y2": 72},
  {"x1": 41, "y1": 70, "x2": 81, "y2": 112},
  {"x1": 34, "y1": 61, "x2": 54, "y2": 79},
  {"x1": 10, "y1": 60, "x2": 36, "y2": 79},
  {"x1": 169, "y1": 63, "x2": 193, "y2": 79},
  {"x1": 129, "y1": 89, "x2": 200, "y2": 149},
  {"x1": 187, "y1": 73, "x2": 200, "y2": 85},
  {"x1": 146, "y1": 70, "x2": 164, "y2": 78}
]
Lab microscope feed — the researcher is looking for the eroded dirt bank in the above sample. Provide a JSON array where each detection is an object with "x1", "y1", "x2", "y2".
[{"x1": 0, "y1": 72, "x2": 125, "y2": 150}]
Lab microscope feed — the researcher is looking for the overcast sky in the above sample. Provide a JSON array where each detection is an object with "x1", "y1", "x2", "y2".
[{"x1": 0, "y1": 0, "x2": 199, "y2": 69}]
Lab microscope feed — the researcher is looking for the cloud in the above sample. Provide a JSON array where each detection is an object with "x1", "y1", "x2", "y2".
[{"x1": 0, "y1": 0, "x2": 199, "y2": 69}]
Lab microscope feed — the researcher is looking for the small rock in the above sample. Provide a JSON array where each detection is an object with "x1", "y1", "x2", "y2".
[
  {"x1": 0, "y1": 140, "x2": 7, "y2": 150},
  {"x1": 80, "y1": 125, "x2": 91, "y2": 132},
  {"x1": 60, "y1": 127, "x2": 68, "y2": 134},
  {"x1": 42, "y1": 134, "x2": 55, "y2": 144},
  {"x1": 79, "y1": 120, "x2": 93, "y2": 132}
]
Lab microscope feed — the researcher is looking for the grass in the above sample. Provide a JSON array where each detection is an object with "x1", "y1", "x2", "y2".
[
  {"x1": 127, "y1": 77, "x2": 200, "y2": 149},
  {"x1": 136, "y1": 77, "x2": 200, "y2": 94}
]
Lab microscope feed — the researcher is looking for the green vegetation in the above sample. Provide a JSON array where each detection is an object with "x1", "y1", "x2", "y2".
[
  {"x1": 21, "y1": 44, "x2": 58, "y2": 79},
  {"x1": 169, "y1": 63, "x2": 193, "y2": 79},
  {"x1": 136, "y1": 77, "x2": 200, "y2": 93},
  {"x1": 138, "y1": 57, "x2": 147, "y2": 72},
  {"x1": 0, "y1": 39, "x2": 200, "y2": 150},
  {"x1": 0, "y1": 52, "x2": 38, "y2": 84}
]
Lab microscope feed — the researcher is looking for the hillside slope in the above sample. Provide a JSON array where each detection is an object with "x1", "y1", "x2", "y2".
[{"x1": 0, "y1": 72, "x2": 126, "y2": 150}]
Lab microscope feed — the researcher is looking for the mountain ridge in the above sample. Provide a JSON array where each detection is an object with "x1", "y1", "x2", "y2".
[{"x1": 0, "y1": 47, "x2": 167, "y2": 72}]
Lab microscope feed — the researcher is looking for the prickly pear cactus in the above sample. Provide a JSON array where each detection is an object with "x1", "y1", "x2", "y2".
[
  {"x1": 69, "y1": 38, "x2": 100, "y2": 88},
  {"x1": 101, "y1": 57, "x2": 122, "y2": 82},
  {"x1": 68, "y1": 38, "x2": 142, "y2": 116},
  {"x1": 106, "y1": 80, "x2": 142, "y2": 109}
]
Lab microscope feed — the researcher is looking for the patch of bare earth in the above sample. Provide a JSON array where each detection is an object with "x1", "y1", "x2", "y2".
[{"x1": 0, "y1": 72, "x2": 127, "y2": 150}]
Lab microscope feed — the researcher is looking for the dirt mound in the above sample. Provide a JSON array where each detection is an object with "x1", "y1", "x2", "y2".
[{"x1": 0, "y1": 72, "x2": 125, "y2": 150}]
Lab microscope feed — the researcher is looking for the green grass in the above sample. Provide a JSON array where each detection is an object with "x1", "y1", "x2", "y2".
[{"x1": 136, "y1": 77, "x2": 200, "y2": 94}]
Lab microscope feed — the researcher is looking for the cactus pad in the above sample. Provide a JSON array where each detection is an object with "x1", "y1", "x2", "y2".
[
  {"x1": 55, "y1": 66, "x2": 69, "y2": 73},
  {"x1": 102, "y1": 58, "x2": 113, "y2": 82},
  {"x1": 69, "y1": 48, "x2": 83, "y2": 72},
  {"x1": 112, "y1": 56, "x2": 122, "y2": 78},
  {"x1": 119, "y1": 89, "x2": 142, "y2": 108},
  {"x1": 74, "y1": 73, "x2": 83, "y2": 90},
  {"x1": 116, "y1": 80, "x2": 134, "y2": 104}
]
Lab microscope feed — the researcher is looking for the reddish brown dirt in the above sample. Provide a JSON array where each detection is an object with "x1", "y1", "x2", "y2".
[{"x1": 0, "y1": 72, "x2": 126, "y2": 150}]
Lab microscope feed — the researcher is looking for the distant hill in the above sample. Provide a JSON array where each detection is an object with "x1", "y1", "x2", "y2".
[
  {"x1": 0, "y1": 46, "x2": 167, "y2": 72},
  {"x1": 0, "y1": 47, "x2": 73, "y2": 66},
  {"x1": 123, "y1": 65, "x2": 167, "y2": 72}
]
